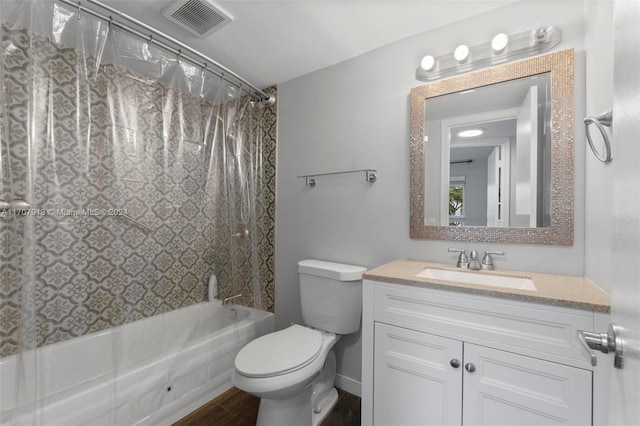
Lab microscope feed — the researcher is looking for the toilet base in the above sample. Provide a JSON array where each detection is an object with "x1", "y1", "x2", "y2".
[
  {"x1": 311, "y1": 387, "x2": 338, "y2": 426},
  {"x1": 310, "y1": 349, "x2": 338, "y2": 425},
  {"x1": 254, "y1": 384, "x2": 340, "y2": 426},
  {"x1": 254, "y1": 350, "x2": 339, "y2": 426},
  {"x1": 256, "y1": 385, "x2": 313, "y2": 426}
]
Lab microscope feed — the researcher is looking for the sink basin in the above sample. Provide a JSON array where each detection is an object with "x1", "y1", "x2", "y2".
[{"x1": 416, "y1": 268, "x2": 537, "y2": 291}]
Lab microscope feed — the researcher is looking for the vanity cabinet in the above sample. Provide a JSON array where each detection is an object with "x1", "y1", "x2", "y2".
[
  {"x1": 363, "y1": 280, "x2": 607, "y2": 426},
  {"x1": 374, "y1": 323, "x2": 591, "y2": 425}
]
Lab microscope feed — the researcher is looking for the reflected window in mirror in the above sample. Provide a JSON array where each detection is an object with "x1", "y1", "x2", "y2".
[{"x1": 449, "y1": 177, "x2": 465, "y2": 226}]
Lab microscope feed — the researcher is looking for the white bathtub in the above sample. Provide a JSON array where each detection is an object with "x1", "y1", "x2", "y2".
[{"x1": 0, "y1": 302, "x2": 274, "y2": 426}]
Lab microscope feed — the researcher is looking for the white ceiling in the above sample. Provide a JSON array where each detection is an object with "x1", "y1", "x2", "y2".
[{"x1": 97, "y1": 0, "x2": 516, "y2": 88}]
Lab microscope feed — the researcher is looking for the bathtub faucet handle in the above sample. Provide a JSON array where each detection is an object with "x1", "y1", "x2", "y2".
[{"x1": 223, "y1": 294, "x2": 243, "y2": 305}]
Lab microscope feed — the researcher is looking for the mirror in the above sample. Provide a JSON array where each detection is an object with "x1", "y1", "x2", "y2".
[
  {"x1": 410, "y1": 49, "x2": 574, "y2": 245},
  {"x1": 426, "y1": 72, "x2": 551, "y2": 228}
]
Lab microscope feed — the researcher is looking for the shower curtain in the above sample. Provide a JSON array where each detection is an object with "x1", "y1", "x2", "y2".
[{"x1": 0, "y1": 0, "x2": 276, "y2": 423}]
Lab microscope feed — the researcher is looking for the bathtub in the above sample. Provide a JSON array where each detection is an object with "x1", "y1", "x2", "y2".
[{"x1": 0, "y1": 302, "x2": 274, "y2": 426}]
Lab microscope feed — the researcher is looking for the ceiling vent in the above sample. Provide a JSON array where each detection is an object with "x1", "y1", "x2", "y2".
[{"x1": 162, "y1": 0, "x2": 232, "y2": 38}]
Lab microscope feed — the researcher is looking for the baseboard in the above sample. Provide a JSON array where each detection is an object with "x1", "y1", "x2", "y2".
[{"x1": 335, "y1": 374, "x2": 361, "y2": 398}]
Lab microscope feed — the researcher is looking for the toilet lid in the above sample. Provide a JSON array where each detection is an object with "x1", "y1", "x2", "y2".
[{"x1": 235, "y1": 325, "x2": 322, "y2": 378}]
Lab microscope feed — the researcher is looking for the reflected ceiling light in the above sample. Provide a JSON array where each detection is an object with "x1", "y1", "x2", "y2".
[
  {"x1": 416, "y1": 26, "x2": 561, "y2": 82},
  {"x1": 454, "y1": 44, "x2": 470, "y2": 62},
  {"x1": 458, "y1": 129, "x2": 484, "y2": 138},
  {"x1": 420, "y1": 55, "x2": 436, "y2": 71},
  {"x1": 491, "y1": 33, "x2": 509, "y2": 53}
]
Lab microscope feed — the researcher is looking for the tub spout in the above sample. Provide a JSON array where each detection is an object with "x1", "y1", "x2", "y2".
[{"x1": 223, "y1": 294, "x2": 243, "y2": 305}]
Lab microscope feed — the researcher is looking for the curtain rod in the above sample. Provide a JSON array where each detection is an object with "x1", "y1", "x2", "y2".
[{"x1": 58, "y1": 0, "x2": 275, "y2": 105}]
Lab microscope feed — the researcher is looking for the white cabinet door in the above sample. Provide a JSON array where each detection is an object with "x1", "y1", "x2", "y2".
[
  {"x1": 373, "y1": 323, "x2": 462, "y2": 426},
  {"x1": 462, "y1": 343, "x2": 592, "y2": 426}
]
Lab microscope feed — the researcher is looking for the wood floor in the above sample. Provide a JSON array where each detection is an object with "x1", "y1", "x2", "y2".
[{"x1": 173, "y1": 387, "x2": 361, "y2": 426}]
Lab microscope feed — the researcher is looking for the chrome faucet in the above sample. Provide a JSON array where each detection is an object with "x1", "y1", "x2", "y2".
[
  {"x1": 468, "y1": 250, "x2": 482, "y2": 270},
  {"x1": 449, "y1": 248, "x2": 505, "y2": 271},
  {"x1": 481, "y1": 251, "x2": 505, "y2": 270},
  {"x1": 223, "y1": 293, "x2": 243, "y2": 305},
  {"x1": 448, "y1": 248, "x2": 469, "y2": 268}
]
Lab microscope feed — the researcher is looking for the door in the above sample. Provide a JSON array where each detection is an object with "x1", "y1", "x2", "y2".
[
  {"x1": 486, "y1": 146, "x2": 500, "y2": 226},
  {"x1": 608, "y1": 1, "x2": 640, "y2": 424},
  {"x1": 486, "y1": 143, "x2": 510, "y2": 227},
  {"x1": 462, "y1": 343, "x2": 592, "y2": 426},
  {"x1": 515, "y1": 85, "x2": 538, "y2": 227},
  {"x1": 373, "y1": 323, "x2": 462, "y2": 426}
]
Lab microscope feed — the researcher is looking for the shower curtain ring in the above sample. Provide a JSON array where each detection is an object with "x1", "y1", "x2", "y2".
[
  {"x1": 77, "y1": 1, "x2": 82, "y2": 20},
  {"x1": 148, "y1": 34, "x2": 153, "y2": 48},
  {"x1": 177, "y1": 49, "x2": 182, "y2": 62}
]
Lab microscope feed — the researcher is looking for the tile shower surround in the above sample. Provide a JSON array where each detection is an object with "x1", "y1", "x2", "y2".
[{"x1": 0, "y1": 22, "x2": 277, "y2": 356}]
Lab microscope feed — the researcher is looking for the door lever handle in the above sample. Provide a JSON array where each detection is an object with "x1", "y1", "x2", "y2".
[
  {"x1": 576, "y1": 323, "x2": 623, "y2": 369},
  {"x1": 577, "y1": 330, "x2": 603, "y2": 366}
]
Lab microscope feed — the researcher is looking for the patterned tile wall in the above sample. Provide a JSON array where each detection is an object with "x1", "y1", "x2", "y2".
[{"x1": 0, "y1": 23, "x2": 276, "y2": 357}]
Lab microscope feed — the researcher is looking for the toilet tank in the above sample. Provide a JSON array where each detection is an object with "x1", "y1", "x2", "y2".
[{"x1": 298, "y1": 259, "x2": 367, "y2": 335}]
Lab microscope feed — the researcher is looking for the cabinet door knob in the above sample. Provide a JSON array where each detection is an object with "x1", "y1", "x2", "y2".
[
  {"x1": 450, "y1": 358, "x2": 460, "y2": 368},
  {"x1": 464, "y1": 363, "x2": 476, "y2": 373}
]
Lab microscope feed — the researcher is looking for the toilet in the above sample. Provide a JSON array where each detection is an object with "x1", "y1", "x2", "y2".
[{"x1": 232, "y1": 259, "x2": 366, "y2": 426}]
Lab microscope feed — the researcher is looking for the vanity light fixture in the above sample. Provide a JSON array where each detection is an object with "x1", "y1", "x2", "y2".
[
  {"x1": 416, "y1": 26, "x2": 562, "y2": 81},
  {"x1": 458, "y1": 129, "x2": 484, "y2": 138}
]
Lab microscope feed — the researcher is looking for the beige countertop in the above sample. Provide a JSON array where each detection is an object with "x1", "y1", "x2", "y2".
[{"x1": 363, "y1": 259, "x2": 611, "y2": 313}]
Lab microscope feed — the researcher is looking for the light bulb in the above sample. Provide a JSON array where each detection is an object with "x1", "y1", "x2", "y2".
[
  {"x1": 491, "y1": 33, "x2": 509, "y2": 53},
  {"x1": 454, "y1": 44, "x2": 469, "y2": 63},
  {"x1": 420, "y1": 55, "x2": 435, "y2": 71}
]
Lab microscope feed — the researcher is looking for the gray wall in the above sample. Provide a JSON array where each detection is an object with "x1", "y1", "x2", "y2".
[
  {"x1": 584, "y1": 1, "x2": 614, "y2": 293},
  {"x1": 276, "y1": 1, "x2": 589, "y2": 386}
]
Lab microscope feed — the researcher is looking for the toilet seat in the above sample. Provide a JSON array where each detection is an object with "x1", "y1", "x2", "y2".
[{"x1": 235, "y1": 325, "x2": 322, "y2": 378}]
